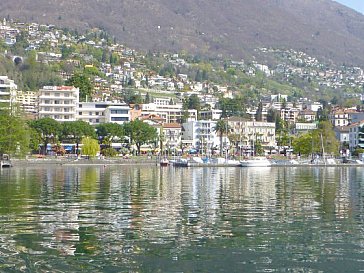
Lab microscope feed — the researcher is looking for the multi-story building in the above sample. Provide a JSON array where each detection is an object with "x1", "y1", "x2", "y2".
[
  {"x1": 162, "y1": 123, "x2": 182, "y2": 150},
  {"x1": 38, "y1": 86, "x2": 79, "y2": 122},
  {"x1": 181, "y1": 120, "x2": 222, "y2": 152},
  {"x1": 329, "y1": 110, "x2": 350, "y2": 127},
  {"x1": 200, "y1": 109, "x2": 222, "y2": 120},
  {"x1": 280, "y1": 107, "x2": 299, "y2": 123},
  {"x1": 78, "y1": 101, "x2": 130, "y2": 125},
  {"x1": 0, "y1": 76, "x2": 17, "y2": 108},
  {"x1": 228, "y1": 118, "x2": 276, "y2": 154},
  {"x1": 348, "y1": 121, "x2": 364, "y2": 150},
  {"x1": 298, "y1": 109, "x2": 316, "y2": 122},
  {"x1": 349, "y1": 111, "x2": 364, "y2": 124},
  {"x1": 141, "y1": 103, "x2": 197, "y2": 124},
  {"x1": 334, "y1": 126, "x2": 349, "y2": 143},
  {"x1": 295, "y1": 123, "x2": 317, "y2": 134},
  {"x1": 16, "y1": 90, "x2": 38, "y2": 116}
]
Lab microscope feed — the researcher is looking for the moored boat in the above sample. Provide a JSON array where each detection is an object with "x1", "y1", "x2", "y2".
[
  {"x1": 160, "y1": 157, "x2": 169, "y2": 167},
  {"x1": 172, "y1": 158, "x2": 190, "y2": 167},
  {"x1": 240, "y1": 157, "x2": 271, "y2": 167},
  {"x1": 0, "y1": 154, "x2": 12, "y2": 168}
]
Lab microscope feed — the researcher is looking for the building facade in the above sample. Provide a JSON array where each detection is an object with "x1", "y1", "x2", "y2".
[
  {"x1": 0, "y1": 76, "x2": 17, "y2": 108},
  {"x1": 78, "y1": 101, "x2": 130, "y2": 125},
  {"x1": 38, "y1": 86, "x2": 79, "y2": 122}
]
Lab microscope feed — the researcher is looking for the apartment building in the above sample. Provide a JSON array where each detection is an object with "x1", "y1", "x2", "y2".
[
  {"x1": 329, "y1": 110, "x2": 350, "y2": 127},
  {"x1": 200, "y1": 109, "x2": 222, "y2": 120},
  {"x1": 0, "y1": 76, "x2": 17, "y2": 108},
  {"x1": 16, "y1": 90, "x2": 38, "y2": 115},
  {"x1": 348, "y1": 121, "x2": 364, "y2": 150},
  {"x1": 228, "y1": 118, "x2": 276, "y2": 151},
  {"x1": 141, "y1": 103, "x2": 197, "y2": 123},
  {"x1": 38, "y1": 86, "x2": 79, "y2": 122},
  {"x1": 162, "y1": 123, "x2": 182, "y2": 150},
  {"x1": 181, "y1": 120, "x2": 222, "y2": 151},
  {"x1": 78, "y1": 101, "x2": 130, "y2": 125}
]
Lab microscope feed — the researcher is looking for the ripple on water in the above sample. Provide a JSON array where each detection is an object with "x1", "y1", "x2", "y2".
[{"x1": 0, "y1": 166, "x2": 364, "y2": 272}]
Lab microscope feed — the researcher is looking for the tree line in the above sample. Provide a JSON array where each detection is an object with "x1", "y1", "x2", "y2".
[{"x1": 0, "y1": 111, "x2": 158, "y2": 158}]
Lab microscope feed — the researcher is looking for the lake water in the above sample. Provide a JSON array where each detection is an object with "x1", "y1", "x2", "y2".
[{"x1": 1, "y1": 165, "x2": 364, "y2": 272}]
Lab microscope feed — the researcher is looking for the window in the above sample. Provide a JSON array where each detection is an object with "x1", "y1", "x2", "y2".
[
  {"x1": 111, "y1": 117, "x2": 129, "y2": 121},
  {"x1": 54, "y1": 100, "x2": 60, "y2": 105},
  {"x1": 111, "y1": 110, "x2": 128, "y2": 114},
  {"x1": 64, "y1": 115, "x2": 69, "y2": 120},
  {"x1": 45, "y1": 100, "x2": 50, "y2": 104},
  {"x1": 55, "y1": 92, "x2": 60, "y2": 97},
  {"x1": 79, "y1": 112, "x2": 83, "y2": 115}
]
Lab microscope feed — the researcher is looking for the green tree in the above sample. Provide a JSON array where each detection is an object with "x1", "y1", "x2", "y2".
[
  {"x1": 292, "y1": 133, "x2": 313, "y2": 156},
  {"x1": 292, "y1": 121, "x2": 339, "y2": 156},
  {"x1": 81, "y1": 137, "x2": 100, "y2": 158},
  {"x1": 218, "y1": 97, "x2": 245, "y2": 117},
  {"x1": 29, "y1": 118, "x2": 60, "y2": 155},
  {"x1": 65, "y1": 73, "x2": 93, "y2": 101},
  {"x1": 61, "y1": 121, "x2": 96, "y2": 155},
  {"x1": 96, "y1": 123, "x2": 124, "y2": 147},
  {"x1": 317, "y1": 120, "x2": 340, "y2": 156},
  {"x1": 123, "y1": 119, "x2": 158, "y2": 155},
  {"x1": 144, "y1": 92, "x2": 152, "y2": 104},
  {"x1": 183, "y1": 94, "x2": 201, "y2": 111},
  {"x1": 0, "y1": 110, "x2": 30, "y2": 157},
  {"x1": 255, "y1": 101, "x2": 263, "y2": 121},
  {"x1": 214, "y1": 119, "x2": 229, "y2": 155},
  {"x1": 254, "y1": 139, "x2": 264, "y2": 156}
]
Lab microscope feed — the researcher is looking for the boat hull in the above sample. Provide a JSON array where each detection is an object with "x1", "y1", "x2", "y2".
[{"x1": 240, "y1": 158, "x2": 271, "y2": 167}]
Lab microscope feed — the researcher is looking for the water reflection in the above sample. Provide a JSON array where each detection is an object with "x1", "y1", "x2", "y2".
[{"x1": 0, "y1": 165, "x2": 364, "y2": 272}]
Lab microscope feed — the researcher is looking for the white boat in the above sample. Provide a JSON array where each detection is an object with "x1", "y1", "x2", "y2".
[
  {"x1": 172, "y1": 158, "x2": 190, "y2": 167},
  {"x1": 160, "y1": 157, "x2": 169, "y2": 167},
  {"x1": 240, "y1": 157, "x2": 271, "y2": 167},
  {"x1": 0, "y1": 154, "x2": 11, "y2": 168}
]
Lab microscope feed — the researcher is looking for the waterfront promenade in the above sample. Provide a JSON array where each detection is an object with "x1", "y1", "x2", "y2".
[
  {"x1": 10, "y1": 156, "x2": 158, "y2": 167},
  {"x1": 8, "y1": 155, "x2": 364, "y2": 167}
]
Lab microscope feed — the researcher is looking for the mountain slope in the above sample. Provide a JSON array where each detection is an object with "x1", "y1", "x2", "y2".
[{"x1": 1, "y1": 0, "x2": 364, "y2": 65}]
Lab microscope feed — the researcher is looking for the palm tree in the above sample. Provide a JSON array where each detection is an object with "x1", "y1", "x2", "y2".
[{"x1": 214, "y1": 119, "x2": 229, "y2": 156}]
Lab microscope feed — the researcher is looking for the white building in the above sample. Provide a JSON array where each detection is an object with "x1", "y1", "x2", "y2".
[
  {"x1": 0, "y1": 76, "x2": 17, "y2": 108},
  {"x1": 181, "y1": 120, "x2": 222, "y2": 152},
  {"x1": 348, "y1": 122, "x2": 364, "y2": 150},
  {"x1": 228, "y1": 118, "x2": 276, "y2": 153},
  {"x1": 329, "y1": 110, "x2": 350, "y2": 127},
  {"x1": 307, "y1": 102, "x2": 323, "y2": 112},
  {"x1": 38, "y1": 86, "x2": 79, "y2": 122},
  {"x1": 78, "y1": 101, "x2": 130, "y2": 125},
  {"x1": 141, "y1": 103, "x2": 197, "y2": 124},
  {"x1": 16, "y1": 90, "x2": 38, "y2": 115},
  {"x1": 200, "y1": 109, "x2": 222, "y2": 120},
  {"x1": 295, "y1": 123, "x2": 317, "y2": 134},
  {"x1": 162, "y1": 123, "x2": 182, "y2": 150},
  {"x1": 334, "y1": 126, "x2": 349, "y2": 144}
]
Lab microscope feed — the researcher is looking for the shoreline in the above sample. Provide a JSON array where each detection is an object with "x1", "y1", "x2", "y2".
[
  {"x1": 10, "y1": 157, "x2": 158, "y2": 167},
  {"x1": 6, "y1": 157, "x2": 364, "y2": 168}
]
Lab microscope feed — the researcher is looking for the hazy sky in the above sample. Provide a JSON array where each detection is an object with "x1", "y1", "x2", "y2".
[{"x1": 335, "y1": 0, "x2": 364, "y2": 14}]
